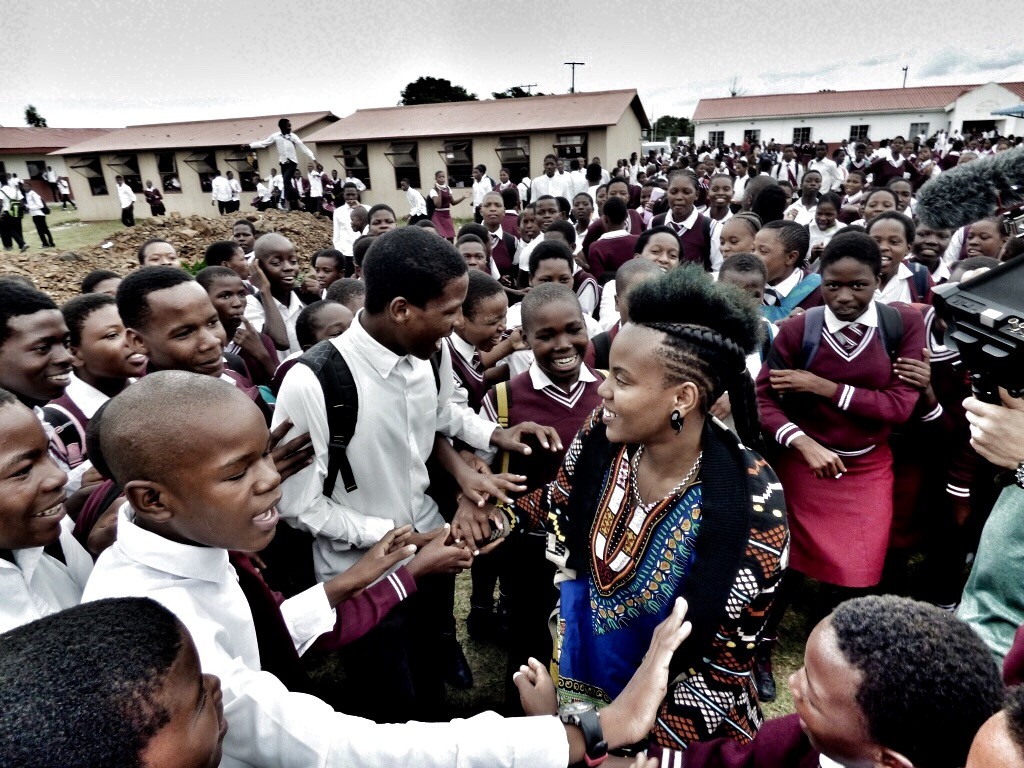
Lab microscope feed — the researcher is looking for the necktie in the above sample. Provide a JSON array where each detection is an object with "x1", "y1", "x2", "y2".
[
  {"x1": 490, "y1": 232, "x2": 500, "y2": 250},
  {"x1": 787, "y1": 163, "x2": 797, "y2": 186},
  {"x1": 833, "y1": 322, "x2": 866, "y2": 354},
  {"x1": 763, "y1": 286, "x2": 780, "y2": 306},
  {"x1": 471, "y1": 349, "x2": 483, "y2": 373}
]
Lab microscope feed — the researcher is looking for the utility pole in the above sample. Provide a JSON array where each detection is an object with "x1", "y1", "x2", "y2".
[
  {"x1": 902, "y1": 66, "x2": 909, "y2": 88},
  {"x1": 564, "y1": 61, "x2": 584, "y2": 94},
  {"x1": 513, "y1": 84, "x2": 537, "y2": 94}
]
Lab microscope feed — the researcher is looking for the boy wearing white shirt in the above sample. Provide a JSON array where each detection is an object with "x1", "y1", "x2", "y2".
[
  {"x1": 115, "y1": 175, "x2": 136, "y2": 227},
  {"x1": 470, "y1": 164, "x2": 494, "y2": 222},
  {"x1": 24, "y1": 184, "x2": 54, "y2": 247},
  {"x1": 245, "y1": 117, "x2": 316, "y2": 211},
  {"x1": 210, "y1": 169, "x2": 233, "y2": 215},
  {"x1": 531, "y1": 154, "x2": 569, "y2": 200}
]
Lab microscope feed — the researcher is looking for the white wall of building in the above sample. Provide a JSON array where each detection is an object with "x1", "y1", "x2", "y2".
[
  {"x1": 694, "y1": 110, "x2": 949, "y2": 146},
  {"x1": 950, "y1": 82, "x2": 1024, "y2": 136}
]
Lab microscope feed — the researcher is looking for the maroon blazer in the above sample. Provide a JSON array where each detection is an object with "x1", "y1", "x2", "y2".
[{"x1": 656, "y1": 714, "x2": 819, "y2": 768}]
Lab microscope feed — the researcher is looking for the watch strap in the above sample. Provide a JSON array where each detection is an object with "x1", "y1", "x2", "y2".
[{"x1": 571, "y1": 709, "x2": 608, "y2": 767}]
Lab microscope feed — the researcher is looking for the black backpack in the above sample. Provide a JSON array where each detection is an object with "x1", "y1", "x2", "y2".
[
  {"x1": 799, "y1": 302, "x2": 904, "y2": 368},
  {"x1": 298, "y1": 340, "x2": 441, "y2": 497}
]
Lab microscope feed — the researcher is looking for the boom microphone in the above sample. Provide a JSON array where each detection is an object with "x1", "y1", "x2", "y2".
[{"x1": 916, "y1": 145, "x2": 1024, "y2": 230}]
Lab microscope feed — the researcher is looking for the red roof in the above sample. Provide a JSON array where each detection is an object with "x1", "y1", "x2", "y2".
[
  {"x1": 0, "y1": 127, "x2": 115, "y2": 155},
  {"x1": 52, "y1": 111, "x2": 337, "y2": 155},
  {"x1": 693, "y1": 82, "x2": 1024, "y2": 122},
  {"x1": 307, "y1": 90, "x2": 649, "y2": 143}
]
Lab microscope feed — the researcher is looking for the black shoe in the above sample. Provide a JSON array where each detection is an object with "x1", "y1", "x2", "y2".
[
  {"x1": 467, "y1": 605, "x2": 498, "y2": 643},
  {"x1": 442, "y1": 636, "x2": 474, "y2": 690},
  {"x1": 754, "y1": 657, "x2": 777, "y2": 703}
]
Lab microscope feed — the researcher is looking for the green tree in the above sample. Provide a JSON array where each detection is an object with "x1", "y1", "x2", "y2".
[
  {"x1": 24, "y1": 104, "x2": 48, "y2": 127},
  {"x1": 399, "y1": 77, "x2": 478, "y2": 105},
  {"x1": 492, "y1": 86, "x2": 545, "y2": 99},
  {"x1": 649, "y1": 115, "x2": 692, "y2": 140}
]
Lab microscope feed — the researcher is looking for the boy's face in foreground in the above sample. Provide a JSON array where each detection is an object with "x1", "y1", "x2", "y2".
[
  {"x1": 397, "y1": 273, "x2": 469, "y2": 360},
  {"x1": 141, "y1": 627, "x2": 227, "y2": 768},
  {"x1": 128, "y1": 283, "x2": 227, "y2": 377},
  {"x1": 131, "y1": 395, "x2": 282, "y2": 552},
  {"x1": 0, "y1": 309, "x2": 74, "y2": 403},
  {"x1": 0, "y1": 402, "x2": 68, "y2": 551}
]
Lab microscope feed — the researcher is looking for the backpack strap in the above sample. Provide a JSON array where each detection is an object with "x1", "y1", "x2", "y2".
[
  {"x1": 906, "y1": 261, "x2": 930, "y2": 303},
  {"x1": 799, "y1": 306, "x2": 826, "y2": 368},
  {"x1": 495, "y1": 381, "x2": 512, "y2": 475},
  {"x1": 875, "y1": 301, "x2": 905, "y2": 362},
  {"x1": 298, "y1": 340, "x2": 359, "y2": 497},
  {"x1": 41, "y1": 404, "x2": 86, "y2": 469},
  {"x1": 591, "y1": 332, "x2": 612, "y2": 370}
]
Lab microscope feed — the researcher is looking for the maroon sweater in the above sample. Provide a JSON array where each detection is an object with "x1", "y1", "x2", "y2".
[
  {"x1": 581, "y1": 209, "x2": 645, "y2": 256},
  {"x1": 587, "y1": 232, "x2": 639, "y2": 281},
  {"x1": 661, "y1": 714, "x2": 818, "y2": 768},
  {"x1": 757, "y1": 303, "x2": 925, "y2": 452}
]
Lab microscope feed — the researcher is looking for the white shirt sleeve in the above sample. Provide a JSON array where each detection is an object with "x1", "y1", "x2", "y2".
[
  {"x1": 433, "y1": 344, "x2": 496, "y2": 451},
  {"x1": 273, "y1": 364, "x2": 396, "y2": 549},
  {"x1": 598, "y1": 280, "x2": 619, "y2": 331}
]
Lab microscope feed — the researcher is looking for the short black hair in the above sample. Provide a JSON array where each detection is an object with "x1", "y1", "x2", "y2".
[
  {"x1": 847, "y1": 168, "x2": 867, "y2": 182},
  {"x1": 867, "y1": 211, "x2": 915, "y2": 244},
  {"x1": 950, "y1": 255, "x2": 1000, "y2": 282},
  {"x1": 414, "y1": 219, "x2": 437, "y2": 230},
  {"x1": 195, "y1": 265, "x2": 239, "y2": 292},
  {"x1": 816, "y1": 191, "x2": 843, "y2": 212},
  {"x1": 457, "y1": 222, "x2": 489, "y2": 244},
  {"x1": 457, "y1": 233, "x2": 486, "y2": 249},
  {"x1": 831, "y1": 596, "x2": 1003, "y2": 768},
  {"x1": 362, "y1": 227, "x2": 467, "y2": 313},
  {"x1": 61, "y1": 293, "x2": 117, "y2": 347},
  {"x1": 520, "y1": 283, "x2": 582, "y2": 333},
  {"x1": 352, "y1": 234, "x2": 376, "y2": 268},
  {"x1": 634, "y1": 225, "x2": 681, "y2": 256},
  {"x1": 136, "y1": 238, "x2": 171, "y2": 265},
  {"x1": 464, "y1": 269, "x2": 504, "y2": 317},
  {"x1": 819, "y1": 229, "x2": 882, "y2": 275},
  {"x1": 500, "y1": 187, "x2": 519, "y2": 209},
  {"x1": 606, "y1": 177, "x2": 630, "y2": 194},
  {"x1": 1006, "y1": 685, "x2": 1024, "y2": 758},
  {"x1": 203, "y1": 240, "x2": 242, "y2": 267},
  {"x1": 0, "y1": 597, "x2": 187, "y2": 768},
  {"x1": 752, "y1": 184, "x2": 791, "y2": 224},
  {"x1": 761, "y1": 220, "x2": 810, "y2": 266},
  {"x1": 602, "y1": 196, "x2": 627, "y2": 226},
  {"x1": 232, "y1": 219, "x2": 256, "y2": 235},
  {"x1": 325, "y1": 277, "x2": 366, "y2": 309},
  {"x1": 614, "y1": 258, "x2": 662, "y2": 297},
  {"x1": 295, "y1": 300, "x2": 343, "y2": 350},
  {"x1": 546, "y1": 219, "x2": 578, "y2": 245},
  {"x1": 0, "y1": 279, "x2": 58, "y2": 346},
  {"x1": 555, "y1": 196, "x2": 571, "y2": 219},
  {"x1": 367, "y1": 203, "x2": 396, "y2": 222},
  {"x1": 667, "y1": 169, "x2": 698, "y2": 190},
  {"x1": 116, "y1": 266, "x2": 194, "y2": 330},
  {"x1": 81, "y1": 269, "x2": 121, "y2": 294},
  {"x1": 312, "y1": 248, "x2": 345, "y2": 272},
  {"x1": 528, "y1": 239, "x2": 574, "y2": 277},
  {"x1": 864, "y1": 187, "x2": 899, "y2": 208},
  {"x1": 534, "y1": 194, "x2": 558, "y2": 210},
  {"x1": 719, "y1": 252, "x2": 768, "y2": 283}
]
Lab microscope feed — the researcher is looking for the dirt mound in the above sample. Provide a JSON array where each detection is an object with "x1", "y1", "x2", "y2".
[{"x1": 1, "y1": 210, "x2": 334, "y2": 302}]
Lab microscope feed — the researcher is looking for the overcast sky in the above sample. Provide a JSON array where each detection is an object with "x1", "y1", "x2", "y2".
[{"x1": 5, "y1": 0, "x2": 1023, "y2": 129}]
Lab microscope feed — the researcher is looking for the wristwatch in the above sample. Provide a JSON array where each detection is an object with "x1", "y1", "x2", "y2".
[
  {"x1": 1016, "y1": 461, "x2": 1024, "y2": 490},
  {"x1": 559, "y1": 701, "x2": 608, "y2": 767}
]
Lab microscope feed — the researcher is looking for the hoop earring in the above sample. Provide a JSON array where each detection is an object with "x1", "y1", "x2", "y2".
[{"x1": 670, "y1": 409, "x2": 683, "y2": 433}]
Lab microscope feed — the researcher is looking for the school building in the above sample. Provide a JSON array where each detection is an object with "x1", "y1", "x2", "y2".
[
  {"x1": 692, "y1": 81, "x2": 1024, "y2": 147},
  {"x1": 303, "y1": 89, "x2": 649, "y2": 214},
  {"x1": 0, "y1": 127, "x2": 113, "y2": 201},
  {"x1": 52, "y1": 111, "x2": 338, "y2": 221}
]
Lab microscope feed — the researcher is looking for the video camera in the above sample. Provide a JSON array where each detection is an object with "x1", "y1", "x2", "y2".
[{"x1": 932, "y1": 253, "x2": 1024, "y2": 403}]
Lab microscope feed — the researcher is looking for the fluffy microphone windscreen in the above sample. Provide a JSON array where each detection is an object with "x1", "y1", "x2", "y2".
[{"x1": 916, "y1": 146, "x2": 1024, "y2": 230}]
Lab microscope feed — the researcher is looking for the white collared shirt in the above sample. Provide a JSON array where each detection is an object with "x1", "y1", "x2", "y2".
[
  {"x1": 229, "y1": 178, "x2": 242, "y2": 200},
  {"x1": 405, "y1": 187, "x2": 427, "y2": 216},
  {"x1": 273, "y1": 290, "x2": 305, "y2": 356},
  {"x1": 83, "y1": 511, "x2": 566, "y2": 768},
  {"x1": 117, "y1": 182, "x2": 136, "y2": 208},
  {"x1": 771, "y1": 267, "x2": 804, "y2": 299},
  {"x1": 807, "y1": 157, "x2": 842, "y2": 191},
  {"x1": 824, "y1": 300, "x2": 879, "y2": 332},
  {"x1": 308, "y1": 171, "x2": 323, "y2": 197},
  {"x1": 502, "y1": 302, "x2": 604, "y2": 379},
  {"x1": 63, "y1": 372, "x2": 114, "y2": 418},
  {"x1": 25, "y1": 189, "x2": 46, "y2": 216},
  {"x1": 471, "y1": 176, "x2": 493, "y2": 207},
  {"x1": 211, "y1": 175, "x2": 233, "y2": 202},
  {"x1": 665, "y1": 206, "x2": 699, "y2": 232},
  {"x1": 249, "y1": 131, "x2": 316, "y2": 165},
  {"x1": 784, "y1": 200, "x2": 816, "y2": 226},
  {"x1": 876, "y1": 262, "x2": 914, "y2": 305},
  {"x1": 0, "y1": 517, "x2": 92, "y2": 634},
  {"x1": 343, "y1": 175, "x2": 366, "y2": 192},
  {"x1": 273, "y1": 312, "x2": 497, "y2": 580},
  {"x1": 531, "y1": 172, "x2": 569, "y2": 200}
]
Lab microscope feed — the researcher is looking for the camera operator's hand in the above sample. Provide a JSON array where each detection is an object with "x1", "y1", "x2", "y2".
[{"x1": 964, "y1": 388, "x2": 1024, "y2": 470}]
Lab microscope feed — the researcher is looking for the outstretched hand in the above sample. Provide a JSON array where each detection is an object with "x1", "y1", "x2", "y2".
[
  {"x1": 323, "y1": 525, "x2": 417, "y2": 607},
  {"x1": 455, "y1": 450, "x2": 526, "y2": 506},
  {"x1": 514, "y1": 657, "x2": 558, "y2": 716},
  {"x1": 406, "y1": 524, "x2": 474, "y2": 579},
  {"x1": 451, "y1": 494, "x2": 506, "y2": 556},
  {"x1": 268, "y1": 420, "x2": 315, "y2": 481},
  {"x1": 492, "y1": 421, "x2": 563, "y2": 456}
]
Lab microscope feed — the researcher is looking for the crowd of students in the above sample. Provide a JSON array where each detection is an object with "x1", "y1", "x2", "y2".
[{"x1": 1, "y1": 121, "x2": 1024, "y2": 768}]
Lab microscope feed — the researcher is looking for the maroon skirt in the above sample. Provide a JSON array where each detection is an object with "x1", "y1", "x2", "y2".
[
  {"x1": 431, "y1": 209, "x2": 455, "y2": 239},
  {"x1": 775, "y1": 442, "x2": 893, "y2": 588}
]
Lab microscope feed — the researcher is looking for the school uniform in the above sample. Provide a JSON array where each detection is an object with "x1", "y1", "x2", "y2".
[
  {"x1": 572, "y1": 266, "x2": 599, "y2": 317},
  {"x1": 502, "y1": 302, "x2": 604, "y2": 379},
  {"x1": 650, "y1": 208, "x2": 713, "y2": 270},
  {"x1": 756, "y1": 302, "x2": 925, "y2": 587},
  {"x1": 501, "y1": 210, "x2": 520, "y2": 238},
  {"x1": 876, "y1": 261, "x2": 933, "y2": 305},
  {"x1": 332, "y1": 203, "x2": 360, "y2": 256},
  {"x1": 656, "y1": 714, "x2": 818, "y2": 768},
  {"x1": 0, "y1": 517, "x2": 92, "y2": 634},
  {"x1": 25, "y1": 189, "x2": 54, "y2": 246},
  {"x1": 83, "y1": 510, "x2": 566, "y2": 768},
  {"x1": 211, "y1": 175, "x2": 233, "y2": 214},
  {"x1": 865, "y1": 155, "x2": 921, "y2": 187},
  {"x1": 226, "y1": 329, "x2": 281, "y2": 386},
  {"x1": 144, "y1": 187, "x2": 166, "y2": 215},
  {"x1": 771, "y1": 159, "x2": 804, "y2": 189},
  {"x1": 445, "y1": 333, "x2": 489, "y2": 413},
  {"x1": 807, "y1": 157, "x2": 842, "y2": 192},
  {"x1": 587, "y1": 229, "x2": 639, "y2": 282},
  {"x1": 581, "y1": 209, "x2": 645, "y2": 257},
  {"x1": 43, "y1": 372, "x2": 117, "y2": 470},
  {"x1": 116, "y1": 181, "x2": 136, "y2": 226},
  {"x1": 271, "y1": 290, "x2": 305, "y2": 357},
  {"x1": 430, "y1": 185, "x2": 457, "y2": 239},
  {"x1": 405, "y1": 186, "x2": 428, "y2": 223},
  {"x1": 761, "y1": 267, "x2": 824, "y2": 323},
  {"x1": 530, "y1": 172, "x2": 570, "y2": 200},
  {"x1": 806, "y1": 221, "x2": 846, "y2": 260},
  {"x1": 784, "y1": 200, "x2": 816, "y2": 226},
  {"x1": 484, "y1": 225, "x2": 518, "y2": 277}
]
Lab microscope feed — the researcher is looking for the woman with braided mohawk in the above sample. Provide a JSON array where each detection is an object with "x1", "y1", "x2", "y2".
[{"x1": 454, "y1": 266, "x2": 789, "y2": 754}]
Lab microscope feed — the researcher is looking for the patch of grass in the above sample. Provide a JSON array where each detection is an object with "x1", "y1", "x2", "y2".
[{"x1": 29, "y1": 207, "x2": 123, "y2": 253}]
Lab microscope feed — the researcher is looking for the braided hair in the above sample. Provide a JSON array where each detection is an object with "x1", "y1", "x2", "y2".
[{"x1": 627, "y1": 265, "x2": 765, "y2": 450}]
